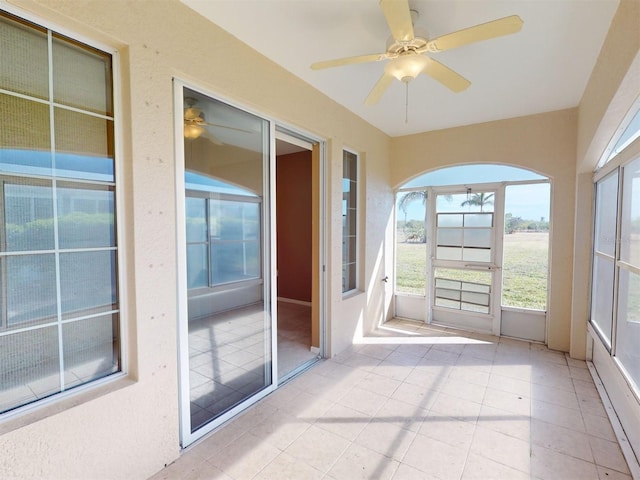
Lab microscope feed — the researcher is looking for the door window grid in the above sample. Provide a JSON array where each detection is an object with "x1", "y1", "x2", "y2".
[
  {"x1": 435, "y1": 212, "x2": 493, "y2": 263},
  {"x1": 434, "y1": 269, "x2": 491, "y2": 314},
  {"x1": 0, "y1": 11, "x2": 119, "y2": 415}
]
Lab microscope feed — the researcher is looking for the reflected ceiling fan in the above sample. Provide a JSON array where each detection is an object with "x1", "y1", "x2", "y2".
[
  {"x1": 183, "y1": 98, "x2": 252, "y2": 143},
  {"x1": 311, "y1": 0, "x2": 523, "y2": 106}
]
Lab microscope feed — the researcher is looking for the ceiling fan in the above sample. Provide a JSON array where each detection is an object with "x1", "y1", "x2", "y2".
[
  {"x1": 311, "y1": 0, "x2": 523, "y2": 106},
  {"x1": 183, "y1": 98, "x2": 253, "y2": 143}
]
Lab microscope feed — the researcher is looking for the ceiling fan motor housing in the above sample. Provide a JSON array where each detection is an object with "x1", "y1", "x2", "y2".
[{"x1": 385, "y1": 25, "x2": 429, "y2": 55}]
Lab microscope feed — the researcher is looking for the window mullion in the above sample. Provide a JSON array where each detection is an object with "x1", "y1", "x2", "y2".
[
  {"x1": 47, "y1": 29, "x2": 65, "y2": 393},
  {"x1": 610, "y1": 168, "x2": 624, "y2": 356},
  {"x1": 0, "y1": 181, "x2": 6, "y2": 330},
  {"x1": 206, "y1": 198, "x2": 212, "y2": 288}
]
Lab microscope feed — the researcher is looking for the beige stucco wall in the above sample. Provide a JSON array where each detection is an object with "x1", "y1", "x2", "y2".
[
  {"x1": 0, "y1": 0, "x2": 391, "y2": 478},
  {"x1": 577, "y1": 0, "x2": 640, "y2": 174},
  {"x1": 391, "y1": 109, "x2": 578, "y2": 352}
]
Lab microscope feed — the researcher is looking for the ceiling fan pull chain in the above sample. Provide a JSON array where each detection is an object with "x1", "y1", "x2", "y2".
[{"x1": 405, "y1": 81, "x2": 409, "y2": 124}]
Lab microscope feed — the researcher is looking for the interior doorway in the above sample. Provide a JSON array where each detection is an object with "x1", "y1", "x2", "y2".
[{"x1": 275, "y1": 130, "x2": 322, "y2": 381}]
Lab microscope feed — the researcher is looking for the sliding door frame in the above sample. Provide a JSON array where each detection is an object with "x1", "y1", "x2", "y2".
[
  {"x1": 174, "y1": 79, "x2": 277, "y2": 447},
  {"x1": 173, "y1": 79, "x2": 327, "y2": 447}
]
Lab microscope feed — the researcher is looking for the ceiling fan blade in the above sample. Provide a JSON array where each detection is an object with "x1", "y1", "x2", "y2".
[
  {"x1": 422, "y1": 57, "x2": 471, "y2": 92},
  {"x1": 201, "y1": 130, "x2": 224, "y2": 146},
  {"x1": 423, "y1": 15, "x2": 523, "y2": 53},
  {"x1": 201, "y1": 122, "x2": 254, "y2": 134},
  {"x1": 311, "y1": 53, "x2": 388, "y2": 70},
  {"x1": 364, "y1": 72, "x2": 394, "y2": 106},
  {"x1": 380, "y1": 0, "x2": 415, "y2": 42}
]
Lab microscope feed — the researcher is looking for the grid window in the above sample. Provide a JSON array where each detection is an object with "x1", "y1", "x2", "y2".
[
  {"x1": 342, "y1": 150, "x2": 357, "y2": 293},
  {"x1": 186, "y1": 194, "x2": 261, "y2": 289},
  {"x1": 0, "y1": 11, "x2": 119, "y2": 415}
]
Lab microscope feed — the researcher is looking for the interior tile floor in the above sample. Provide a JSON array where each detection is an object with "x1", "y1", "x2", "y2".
[
  {"x1": 153, "y1": 318, "x2": 634, "y2": 480},
  {"x1": 277, "y1": 301, "x2": 316, "y2": 379},
  {"x1": 188, "y1": 301, "x2": 316, "y2": 430},
  {"x1": 189, "y1": 304, "x2": 270, "y2": 430}
]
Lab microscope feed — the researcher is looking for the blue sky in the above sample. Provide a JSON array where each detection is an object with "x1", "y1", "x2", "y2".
[{"x1": 398, "y1": 165, "x2": 551, "y2": 222}]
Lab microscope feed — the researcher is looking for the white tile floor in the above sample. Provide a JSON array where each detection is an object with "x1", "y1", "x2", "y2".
[
  {"x1": 189, "y1": 304, "x2": 271, "y2": 430},
  {"x1": 277, "y1": 301, "x2": 317, "y2": 379},
  {"x1": 151, "y1": 318, "x2": 633, "y2": 480},
  {"x1": 188, "y1": 301, "x2": 316, "y2": 429}
]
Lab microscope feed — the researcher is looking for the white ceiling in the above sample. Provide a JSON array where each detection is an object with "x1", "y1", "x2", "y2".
[{"x1": 183, "y1": 0, "x2": 619, "y2": 137}]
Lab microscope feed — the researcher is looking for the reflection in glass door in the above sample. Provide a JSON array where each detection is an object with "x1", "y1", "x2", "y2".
[
  {"x1": 430, "y1": 190, "x2": 502, "y2": 333},
  {"x1": 177, "y1": 85, "x2": 274, "y2": 445}
]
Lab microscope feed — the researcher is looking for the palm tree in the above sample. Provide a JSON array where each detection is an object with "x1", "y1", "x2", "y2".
[
  {"x1": 398, "y1": 191, "x2": 427, "y2": 242},
  {"x1": 460, "y1": 192, "x2": 494, "y2": 212},
  {"x1": 398, "y1": 190, "x2": 428, "y2": 214},
  {"x1": 398, "y1": 191, "x2": 452, "y2": 213}
]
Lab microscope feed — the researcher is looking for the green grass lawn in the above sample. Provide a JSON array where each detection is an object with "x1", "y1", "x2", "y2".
[
  {"x1": 396, "y1": 232, "x2": 549, "y2": 310},
  {"x1": 395, "y1": 241, "x2": 427, "y2": 296}
]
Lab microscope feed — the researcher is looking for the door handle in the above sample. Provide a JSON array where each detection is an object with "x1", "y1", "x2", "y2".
[{"x1": 382, "y1": 276, "x2": 389, "y2": 283}]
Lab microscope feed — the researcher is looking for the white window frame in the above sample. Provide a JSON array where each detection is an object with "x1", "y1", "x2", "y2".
[
  {"x1": 342, "y1": 148, "x2": 359, "y2": 295},
  {"x1": 185, "y1": 190, "x2": 263, "y2": 293},
  {"x1": 597, "y1": 97, "x2": 640, "y2": 169},
  {"x1": 591, "y1": 129, "x2": 640, "y2": 398},
  {"x1": 0, "y1": 6, "x2": 127, "y2": 420}
]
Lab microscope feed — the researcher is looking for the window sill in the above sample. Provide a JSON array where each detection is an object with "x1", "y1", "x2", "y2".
[
  {"x1": 0, "y1": 373, "x2": 134, "y2": 436},
  {"x1": 342, "y1": 289, "x2": 364, "y2": 301}
]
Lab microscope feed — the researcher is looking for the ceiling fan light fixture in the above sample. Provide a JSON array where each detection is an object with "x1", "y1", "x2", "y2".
[
  {"x1": 184, "y1": 123, "x2": 203, "y2": 139},
  {"x1": 385, "y1": 54, "x2": 429, "y2": 82},
  {"x1": 184, "y1": 107, "x2": 201, "y2": 121}
]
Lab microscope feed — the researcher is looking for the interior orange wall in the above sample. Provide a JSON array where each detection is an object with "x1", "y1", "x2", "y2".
[{"x1": 276, "y1": 151, "x2": 312, "y2": 302}]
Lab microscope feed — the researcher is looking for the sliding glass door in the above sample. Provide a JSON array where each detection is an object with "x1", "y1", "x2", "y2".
[{"x1": 177, "y1": 84, "x2": 274, "y2": 445}]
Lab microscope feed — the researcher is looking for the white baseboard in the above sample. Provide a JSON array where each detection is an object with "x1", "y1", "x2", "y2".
[
  {"x1": 277, "y1": 297, "x2": 311, "y2": 306},
  {"x1": 587, "y1": 361, "x2": 640, "y2": 479}
]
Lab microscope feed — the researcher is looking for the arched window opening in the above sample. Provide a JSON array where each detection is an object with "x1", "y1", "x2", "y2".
[{"x1": 394, "y1": 164, "x2": 551, "y2": 342}]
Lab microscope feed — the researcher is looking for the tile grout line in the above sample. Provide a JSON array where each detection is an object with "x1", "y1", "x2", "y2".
[{"x1": 586, "y1": 360, "x2": 640, "y2": 479}]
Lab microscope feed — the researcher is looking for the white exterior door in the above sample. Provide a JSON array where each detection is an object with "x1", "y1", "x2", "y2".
[{"x1": 429, "y1": 187, "x2": 504, "y2": 335}]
